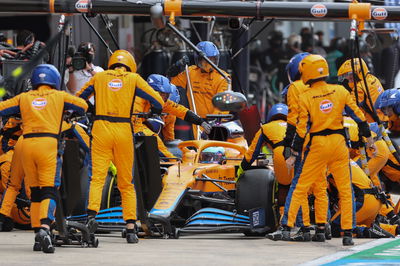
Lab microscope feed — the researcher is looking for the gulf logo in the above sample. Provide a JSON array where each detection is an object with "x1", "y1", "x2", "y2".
[
  {"x1": 320, "y1": 99, "x2": 333, "y2": 114},
  {"x1": 32, "y1": 98, "x2": 47, "y2": 110},
  {"x1": 108, "y1": 79, "x2": 123, "y2": 91},
  {"x1": 75, "y1": 0, "x2": 89, "y2": 13},
  {"x1": 311, "y1": 4, "x2": 327, "y2": 18},
  {"x1": 372, "y1": 7, "x2": 388, "y2": 21}
]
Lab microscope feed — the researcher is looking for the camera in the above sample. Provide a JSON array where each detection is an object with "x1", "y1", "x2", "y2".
[
  {"x1": 70, "y1": 42, "x2": 94, "y2": 71},
  {"x1": 71, "y1": 52, "x2": 87, "y2": 71}
]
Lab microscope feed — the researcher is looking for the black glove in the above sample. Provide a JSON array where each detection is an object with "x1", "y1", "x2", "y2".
[
  {"x1": 150, "y1": 107, "x2": 162, "y2": 116},
  {"x1": 166, "y1": 55, "x2": 190, "y2": 78}
]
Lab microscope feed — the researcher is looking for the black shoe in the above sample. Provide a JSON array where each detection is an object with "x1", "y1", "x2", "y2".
[
  {"x1": 266, "y1": 226, "x2": 291, "y2": 241},
  {"x1": 36, "y1": 228, "x2": 55, "y2": 253},
  {"x1": 126, "y1": 228, "x2": 139, "y2": 244},
  {"x1": 342, "y1": 235, "x2": 354, "y2": 246},
  {"x1": 291, "y1": 227, "x2": 311, "y2": 242},
  {"x1": 87, "y1": 217, "x2": 98, "y2": 234},
  {"x1": 364, "y1": 224, "x2": 395, "y2": 238},
  {"x1": 325, "y1": 224, "x2": 332, "y2": 240},
  {"x1": 33, "y1": 233, "x2": 42, "y2": 251}
]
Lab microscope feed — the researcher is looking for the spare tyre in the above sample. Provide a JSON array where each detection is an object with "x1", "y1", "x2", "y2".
[{"x1": 236, "y1": 169, "x2": 277, "y2": 235}]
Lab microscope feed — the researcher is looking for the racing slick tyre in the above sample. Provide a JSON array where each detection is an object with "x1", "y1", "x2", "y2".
[
  {"x1": 236, "y1": 169, "x2": 277, "y2": 236},
  {"x1": 100, "y1": 172, "x2": 118, "y2": 210}
]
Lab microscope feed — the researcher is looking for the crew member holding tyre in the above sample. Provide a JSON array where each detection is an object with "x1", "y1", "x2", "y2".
[
  {"x1": 77, "y1": 50, "x2": 164, "y2": 244},
  {"x1": 237, "y1": 104, "x2": 300, "y2": 216},
  {"x1": 282, "y1": 54, "x2": 375, "y2": 246},
  {"x1": 0, "y1": 64, "x2": 88, "y2": 253},
  {"x1": 132, "y1": 74, "x2": 211, "y2": 159}
]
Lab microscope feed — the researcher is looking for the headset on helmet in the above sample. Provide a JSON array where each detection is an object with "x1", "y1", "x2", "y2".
[
  {"x1": 108, "y1": 50, "x2": 137, "y2": 73},
  {"x1": 31, "y1": 64, "x2": 61, "y2": 90},
  {"x1": 147, "y1": 74, "x2": 174, "y2": 94},
  {"x1": 299, "y1": 54, "x2": 329, "y2": 85},
  {"x1": 194, "y1": 41, "x2": 220, "y2": 72},
  {"x1": 169, "y1": 85, "x2": 180, "y2": 103},
  {"x1": 285, "y1": 52, "x2": 310, "y2": 83},
  {"x1": 266, "y1": 103, "x2": 288, "y2": 123},
  {"x1": 199, "y1": 146, "x2": 226, "y2": 164}
]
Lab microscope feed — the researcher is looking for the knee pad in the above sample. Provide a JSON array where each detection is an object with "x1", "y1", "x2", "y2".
[
  {"x1": 40, "y1": 187, "x2": 57, "y2": 201},
  {"x1": 30, "y1": 187, "x2": 41, "y2": 203}
]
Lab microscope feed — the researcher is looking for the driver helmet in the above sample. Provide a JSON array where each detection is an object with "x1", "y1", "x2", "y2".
[{"x1": 199, "y1": 146, "x2": 226, "y2": 164}]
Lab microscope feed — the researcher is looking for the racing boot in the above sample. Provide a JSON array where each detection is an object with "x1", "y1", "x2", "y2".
[
  {"x1": 126, "y1": 228, "x2": 139, "y2": 244},
  {"x1": 291, "y1": 227, "x2": 311, "y2": 242},
  {"x1": 312, "y1": 225, "x2": 326, "y2": 242},
  {"x1": 343, "y1": 230, "x2": 354, "y2": 246},
  {"x1": 266, "y1": 226, "x2": 291, "y2": 241},
  {"x1": 33, "y1": 228, "x2": 42, "y2": 251},
  {"x1": 363, "y1": 224, "x2": 394, "y2": 238},
  {"x1": 36, "y1": 228, "x2": 55, "y2": 253}
]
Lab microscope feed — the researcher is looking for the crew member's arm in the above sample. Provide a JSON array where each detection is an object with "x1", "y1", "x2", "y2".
[
  {"x1": 63, "y1": 92, "x2": 88, "y2": 115},
  {"x1": 0, "y1": 95, "x2": 21, "y2": 116},
  {"x1": 241, "y1": 127, "x2": 269, "y2": 170},
  {"x1": 76, "y1": 76, "x2": 95, "y2": 100},
  {"x1": 343, "y1": 88, "x2": 371, "y2": 139},
  {"x1": 284, "y1": 83, "x2": 298, "y2": 147},
  {"x1": 162, "y1": 114, "x2": 176, "y2": 141},
  {"x1": 292, "y1": 96, "x2": 309, "y2": 154},
  {"x1": 164, "y1": 100, "x2": 203, "y2": 125},
  {"x1": 135, "y1": 75, "x2": 164, "y2": 113}
]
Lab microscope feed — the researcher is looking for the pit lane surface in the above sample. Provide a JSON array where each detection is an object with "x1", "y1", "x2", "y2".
[{"x1": 0, "y1": 231, "x2": 374, "y2": 266}]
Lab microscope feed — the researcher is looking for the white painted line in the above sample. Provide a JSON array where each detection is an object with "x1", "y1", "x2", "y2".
[{"x1": 299, "y1": 237, "x2": 400, "y2": 266}]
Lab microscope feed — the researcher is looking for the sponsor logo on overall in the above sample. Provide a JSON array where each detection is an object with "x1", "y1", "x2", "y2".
[
  {"x1": 311, "y1": 4, "x2": 327, "y2": 18},
  {"x1": 32, "y1": 98, "x2": 47, "y2": 110},
  {"x1": 320, "y1": 99, "x2": 333, "y2": 113},
  {"x1": 75, "y1": 0, "x2": 89, "y2": 13},
  {"x1": 108, "y1": 79, "x2": 123, "y2": 91},
  {"x1": 372, "y1": 7, "x2": 388, "y2": 20}
]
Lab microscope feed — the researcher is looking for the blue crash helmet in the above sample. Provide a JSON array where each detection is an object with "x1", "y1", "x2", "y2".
[
  {"x1": 199, "y1": 146, "x2": 226, "y2": 164},
  {"x1": 169, "y1": 84, "x2": 180, "y2": 103},
  {"x1": 31, "y1": 64, "x2": 61, "y2": 90},
  {"x1": 194, "y1": 41, "x2": 220, "y2": 70},
  {"x1": 376, "y1": 89, "x2": 400, "y2": 109},
  {"x1": 285, "y1": 52, "x2": 310, "y2": 83},
  {"x1": 147, "y1": 74, "x2": 174, "y2": 94},
  {"x1": 266, "y1": 103, "x2": 288, "y2": 123}
]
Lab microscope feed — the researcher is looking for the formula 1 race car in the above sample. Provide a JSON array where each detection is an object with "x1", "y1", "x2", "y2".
[{"x1": 95, "y1": 113, "x2": 278, "y2": 239}]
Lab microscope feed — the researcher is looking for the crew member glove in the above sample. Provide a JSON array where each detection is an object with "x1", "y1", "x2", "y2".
[
  {"x1": 235, "y1": 165, "x2": 244, "y2": 182},
  {"x1": 150, "y1": 107, "x2": 163, "y2": 116},
  {"x1": 201, "y1": 121, "x2": 212, "y2": 134}
]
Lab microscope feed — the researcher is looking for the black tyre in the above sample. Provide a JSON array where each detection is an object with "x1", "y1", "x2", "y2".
[
  {"x1": 71, "y1": 166, "x2": 90, "y2": 216},
  {"x1": 100, "y1": 172, "x2": 118, "y2": 210},
  {"x1": 236, "y1": 169, "x2": 277, "y2": 235}
]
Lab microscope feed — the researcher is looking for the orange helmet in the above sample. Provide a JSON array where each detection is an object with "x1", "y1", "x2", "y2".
[
  {"x1": 299, "y1": 54, "x2": 329, "y2": 84},
  {"x1": 108, "y1": 50, "x2": 137, "y2": 73},
  {"x1": 337, "y1": 58, "x2": 369, "y2": 79}
]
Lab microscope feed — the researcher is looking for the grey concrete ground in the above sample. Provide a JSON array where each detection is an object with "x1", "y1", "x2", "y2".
[{"x1": 0, "y1": 230, "x2": 372, "y2": 266}]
